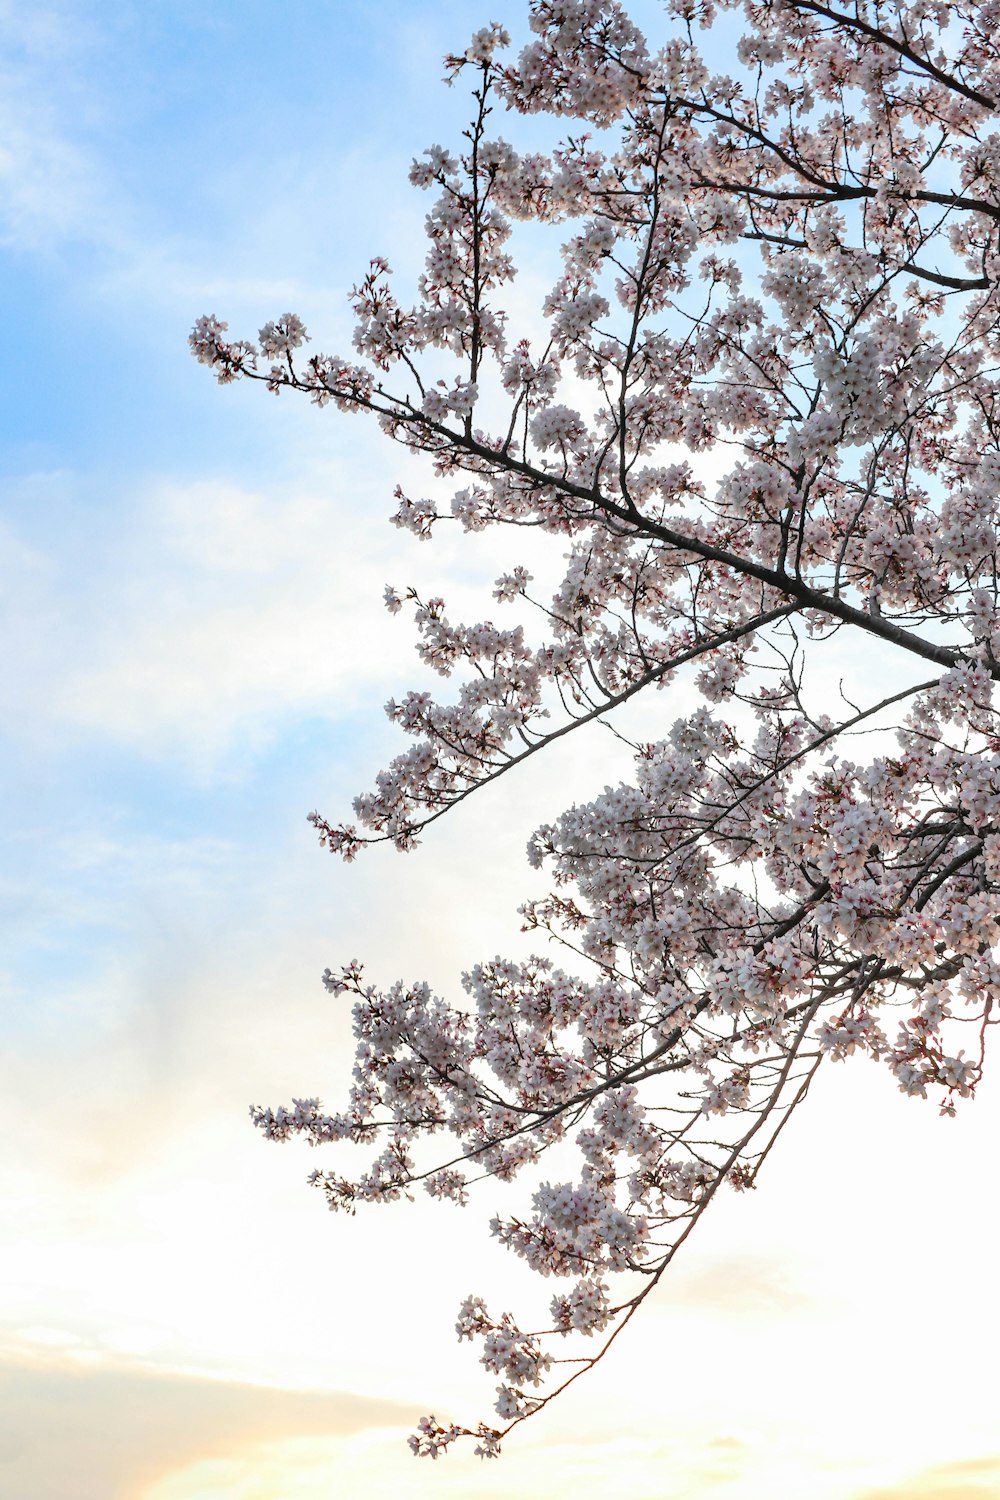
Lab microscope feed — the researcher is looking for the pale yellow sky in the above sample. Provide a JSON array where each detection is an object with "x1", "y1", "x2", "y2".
[
  {"x1": 6, "y1": 880, "x2": 999, "y2": 1500},
  {"x1": 5, "y1": 465, "x2": 998, "y2": 1494}
]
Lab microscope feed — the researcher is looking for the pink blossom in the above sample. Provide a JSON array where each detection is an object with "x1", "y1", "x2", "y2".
[{"x1": 196, "y1": 0, "x2": 1000, "y2": 1455}]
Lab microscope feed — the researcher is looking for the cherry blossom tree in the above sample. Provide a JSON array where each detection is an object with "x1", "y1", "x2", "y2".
[{"x1": 192, "y1": 0, "x2": 1000, "y2": 1457}]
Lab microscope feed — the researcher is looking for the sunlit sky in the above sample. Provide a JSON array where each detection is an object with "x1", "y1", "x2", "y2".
[{"x1": 2, "y1": 3, "x2": 999, "y2": 1498}]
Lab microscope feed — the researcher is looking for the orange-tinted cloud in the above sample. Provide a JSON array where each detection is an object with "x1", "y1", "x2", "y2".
[
  {"x1": 0, "y1": 1354, "x2": 413, "y2": 1500},
  {"x1": 855, "y1": 1454, "x2": 1000, "y2": 1499},
  {"x1": 658, "y1": 1250, "x2": 811, "y2": 1319}
]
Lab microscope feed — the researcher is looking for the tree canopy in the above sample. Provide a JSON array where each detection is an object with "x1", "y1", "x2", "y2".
[{"x1": 193, "y1": 0, "x2": 1000, "y2": 1457}]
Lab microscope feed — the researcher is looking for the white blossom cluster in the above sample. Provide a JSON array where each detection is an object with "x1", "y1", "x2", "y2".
[{"x1": 199, "y1": 0, "x2": 1000, "y2": 1456}]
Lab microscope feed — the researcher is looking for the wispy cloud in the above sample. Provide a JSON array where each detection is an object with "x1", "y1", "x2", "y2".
[
  {"x1": 0, "y1": 2, "x2": 119, "y2": 255},
  {"x1": 136, "y1": 1426, "x2": 760, "y2": 1500},
  {"x1": 0, "y1": 1353, "x2": 413, "y2": 1500},
  {"x1": 2, "y1": 466, "x2": 415, "y2": 770},
  {"x1": 854, "y1": 1456, "x2": 1000, "y2": 1499},
  {"x1": 660, "y1": 1250, "x2": 812, "y2": 1319}
]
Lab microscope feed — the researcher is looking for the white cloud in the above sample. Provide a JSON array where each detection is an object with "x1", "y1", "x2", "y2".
[
  {"x1": 2, "y1": 464, "x2": 422, "y2": 770},
  {"x1": 0, "y1": 4, "x2": 112, "y2": 252}
]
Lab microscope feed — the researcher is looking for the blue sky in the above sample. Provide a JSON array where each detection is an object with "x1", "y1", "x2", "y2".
[{"x1": 3, "y1": 3, "x2": 1000, "y2": 1498}]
